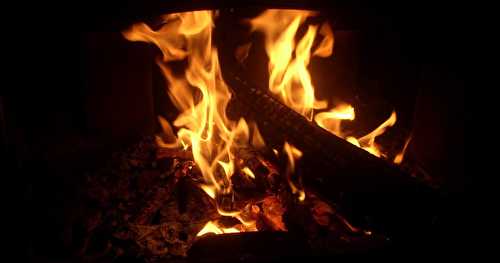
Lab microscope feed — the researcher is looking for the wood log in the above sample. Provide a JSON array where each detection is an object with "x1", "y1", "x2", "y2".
[
  {"x1": 225, "y1": 73, "x2": 429, "y2": 193},
  {"x1": 224, "y1": 72, "x2": 440, "y2": 238},
  {"x1": 188, "y1": 232, "x2": 309, "y2": 263}
]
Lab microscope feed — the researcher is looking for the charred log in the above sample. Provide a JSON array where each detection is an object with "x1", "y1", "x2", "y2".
[
  {"x1": 225, "y1": 73, "x2": 428, "y2": 192},
  {"x1": 224, "y1": 73, "x2": 440, "y2": 237}
]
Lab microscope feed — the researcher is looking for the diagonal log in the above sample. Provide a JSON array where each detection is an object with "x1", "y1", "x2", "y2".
[
  {"x1": 224, "y1": 72, "x2": 440, "y2": 238},
  {"x1": 225, "y1": 73, "x2": 428, "y2": 193}
]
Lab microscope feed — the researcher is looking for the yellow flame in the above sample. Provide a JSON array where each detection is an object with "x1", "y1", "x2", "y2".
[
  {"x1": 200, "y1": 184, "x2": 216, "y2": 199},
  {"x1": 283, "y1": 142, "x2": 305, "y2": 202},
  {"x1": 346, "y1": 136, "x2": 361, "y2": 147},
  {"x1": 123, "y1": 10, "x2": 266, "y2": 232},
  {"x1": 356, "y1": 111, "x2": 397, "y2": 158},
  {"x1": 197, "y1": 221, "x2": 224, "y2": 236},
  {"x1": 250, "y1": 122, "x2": 266, "y2": 149},
  {"x1": 248, "y1": 10, "x2": 407, "y2": 161},
  {"x1": 314, "y1": 103, "x2": 355, "y2": 136},
  {"x1": 196, "y1": 206, "x2": 258, "y2": 237},
  {"x1": 242, "y1": 167, "x2": 256, "y2": 179},
  {"x1": 249, "y1": 10, "x2": 327, "y2": 120},
  {"x1": 197, "y1": 221, "x2": 240, "y2": 237},
  {"x1": 272, "y1": 148, "x2": 279, "y2": 156}
]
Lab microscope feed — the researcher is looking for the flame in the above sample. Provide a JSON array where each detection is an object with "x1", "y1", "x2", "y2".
[
  {"x1": 124, "y1": 8, "x2": 413, "y2": 240},
  {"x1": 314, "y1": 103, "x2": 355, "y2": 136},
  {"x1": 123, "y1": 11, "x2": 264, "y2": 236},
  {"x1": 197, "y1": 221, "x2": 240, "y2": 237},
  {"x1": 283, "y1": 142, "x2": 305, "y2": 202},
  {"x1": 241, "y1": 167, "x2": 256, "y2": 179},
  {"x1": 248, "y1": 9, "x2": 408, "y2": 160},
  {"x1": 313, "y1": 22, "x2": 334, "y2": 57},
  {"x1": 272, "y1": 149, "x2": 279, "y2": 156},
  {"x1": 156, "y1": 116, "x2": 180, "y2": 148},
  {"x1": 249, "y1": 10, "x2": 328, "y2": 120},
  {"x1": 354, "y1": 111, "x2": 397, "y2": 158},
  {"x1": 394, "y1": 135, "x2": 412, "y2": 164},
  {"x1": 250, "y1": 122, "x2": 266, "y2": 149},
  {"x1": 316, "y1": 105, "x2": 398, "y2": 158}
]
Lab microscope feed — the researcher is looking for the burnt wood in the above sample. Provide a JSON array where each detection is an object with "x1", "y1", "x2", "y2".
[
  {"x1": 224, "y1": 72, "x2": 440, "y2": 239},
  {"x1": 225, "y1": 73, "x2": 427, "y2": 192}
]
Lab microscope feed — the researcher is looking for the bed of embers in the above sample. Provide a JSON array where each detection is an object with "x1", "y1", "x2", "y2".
[{"x1": 74, "y1": 136, "x2": 389, "y2": 262}]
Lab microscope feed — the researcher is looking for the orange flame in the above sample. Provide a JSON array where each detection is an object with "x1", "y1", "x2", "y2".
[
  {"x1": 249, "y1": 10, "x2": 328, "y2": 120},
  {"x1": 314, "y1": 103, "x2": 355, "y2": 136},
  {"x1": 123, "y1": 10, "x2": 261, "y2": 236},
  {"x1": 347, "y1": 111, "x2": 397, "y2": 158},
  {"x1": 249, "y1": 9, "x2": 408, "y2": 160},
  {"x1": 283, "y1": 142, "x2": 305, "y2": 202},
  {"x1": 123, "y1": 9, "x2": 412, "y2": 239},
  {"x1": 393, "y1": 135, "x2": 412, "y2": 164},
  {"x1": 197, "y1": 221, "x2": 240, "y2": 237}
]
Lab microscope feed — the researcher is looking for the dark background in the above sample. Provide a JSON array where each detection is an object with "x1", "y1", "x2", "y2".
[{"x1": 2, "y1": 0, "x2": 465, "y2": 261}]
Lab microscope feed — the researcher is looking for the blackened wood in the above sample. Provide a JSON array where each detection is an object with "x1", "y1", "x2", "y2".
[
  {"x1": 225, "y1": 73, "x2": 429, "y2": 193},
  {"x1": 224, "y1": 73, "x2": 440, "y2": 238},
  {"x1": 188, "y1": 232, "x2": 309, "y2": 263},
  {"x1": 188, "y1": 231, "x2": 389, "y2": 263}
]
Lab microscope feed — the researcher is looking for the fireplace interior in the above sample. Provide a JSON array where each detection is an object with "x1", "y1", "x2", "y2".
[{"x1": 5, "y1": 1, "x2": 465, "y2": 262}]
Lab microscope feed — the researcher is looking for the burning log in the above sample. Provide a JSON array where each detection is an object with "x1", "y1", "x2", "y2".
[
  {"x1": 224, "y1": 73, "x2": 439, "y2": 237},
  {"x1": 226, "y1": 73, "x2": 430, "y2": 193},
  {"x1": 230, "y1": 146, "x2": 284, "y2": 202},
  {"x1": 77, "y1": 133, "x2": 399, "y2": 261}
]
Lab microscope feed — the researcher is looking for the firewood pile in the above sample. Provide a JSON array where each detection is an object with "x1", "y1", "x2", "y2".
[{"x1": 74, "y1": 136, "x2": 387, "y2": 262}]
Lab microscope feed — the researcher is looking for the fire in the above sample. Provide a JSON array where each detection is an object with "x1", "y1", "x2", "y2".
[
  {"x1": 283, "y1": 142, "x2": 305, "y2": 202},
  {"x1": 249, "y1": 9, "x2": 409, "y2": 161},
  {"x1": 394, "y1": 135, "x2": 412, "y2": 164},
  {"x1": 314, "y1": 103, "x2": 355, "y2": 136},
  {"x1": 241, "y1": 166, "x2": 256, "y2": 179},
  {"x1": 347, "y1": 111, "x2": 397, "y2": 158},
  {"x1": 123, "y1": 11, "x2": 260, "y2": 236},
  {"x1": 197, "y1": 221, "x2": 240, "y2": 237},
  {"x1": 249, "y1": 10, "x2": 329, "y2": 120},
  {"x1": 122, "y1": 9, "x2": 412, "y2": 239},
  {"x1": 317, "y1": 108, "x2": 397, "y2": 158}
]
